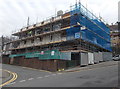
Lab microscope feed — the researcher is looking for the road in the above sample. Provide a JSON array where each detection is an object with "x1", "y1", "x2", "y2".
[{"x1": 2, "y1": 61, "x2": 119, "y2": 87}]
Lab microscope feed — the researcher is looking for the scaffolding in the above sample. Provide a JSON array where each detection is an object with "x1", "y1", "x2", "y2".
[
  {"x1": 7, "y1": 2, "x2": 112, "y2": 60},
  {"x1": 66, "y1": 2, "x2": 112, "y2": 52}
]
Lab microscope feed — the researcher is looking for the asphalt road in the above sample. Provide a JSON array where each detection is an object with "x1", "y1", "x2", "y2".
[{"x1": 2, "y1": 61, "x2": 119, "y2": 87}]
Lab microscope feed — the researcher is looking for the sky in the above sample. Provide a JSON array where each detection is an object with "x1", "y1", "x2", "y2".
[{"x1": 0, "y1": 0, "x2": 119, "y2": 36}]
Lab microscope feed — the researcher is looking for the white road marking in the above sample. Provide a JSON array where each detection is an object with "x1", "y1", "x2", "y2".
[
  {"x1": 6, "y1": 82, "x2": 16, "y2": 85},
  {"x1": 44, "y1": 75, "x2": 50, "y2": 77},
  {"x1": 52, "y1": 74, "x2": 57, "y2": 76},
  {"x1": 19, "y1": 80, "x2": 26, "y2": 82},
  {"x1": 10, "y1": 82, "x2": 16, "y2": 84},
  {"x1": 57, "y1": 73, "x2": 63, "y2": 75},
  {"x1": 7, "y1": 73, "x2": 61, "y2": 85},
  {"x1": 28, "y1": 78, "x2": 34, "y2": 80},
  {"x1": 37, "y1": 77, "x2": 43, "y2": 79}
]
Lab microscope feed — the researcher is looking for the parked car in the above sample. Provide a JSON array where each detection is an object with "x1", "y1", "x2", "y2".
[{"x1": 112, "y1": 55, "x2": 120, "y2": 61}]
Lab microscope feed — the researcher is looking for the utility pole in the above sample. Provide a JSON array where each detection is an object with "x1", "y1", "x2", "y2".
[
  {"x1": 1, "y1": 36, "x2": 4, "y2": 51},
  {"x1": 27, "y1": 17, "x2": 30, "y2": 26},
  {"x1": 0, "y1": 36, "x2": 4, "y2": 61}
]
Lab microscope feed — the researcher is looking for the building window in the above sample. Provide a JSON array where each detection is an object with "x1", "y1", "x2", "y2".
[
  {"x1": 39, "y1": 37, "x2": 42, "y2": 42},
  {"x1": 53, "y1": 23, "x2": 61, "y2": 31},
  {"x1": 44, "y1": 27, "x2": 50, "y2": 32},
  {"x1": 61, "y1": 32, "x2": 66, "y2": 37},
  {"x1": 31, "y1": 39, "x2": 34, "y2": 43},
  {"x1": 24, "y1": 41, "x2": 26, "y2": 44},
  {"x1": 50, "y1": 35, "x2": 53, "y2": 41},
  {"x1": 36, "y1": 28, "x2": 43, "y2": 34},
  {"x1": 28, "y1": 31, "x2": 32, "y2": 36}
]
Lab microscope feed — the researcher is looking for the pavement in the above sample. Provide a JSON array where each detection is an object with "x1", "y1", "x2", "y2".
[
  {"x1": 1, "y1": 60, "x2": 119, "y2": 87},
  {"x1": 1, "y1": 70, "x2": 11, "y2": 83},
  {"x1": 64, "y1": 61, "x2": 118, "y2": 72},
  {"x1": 0, "y1": 68, "x2": 18, "y2": 87}
]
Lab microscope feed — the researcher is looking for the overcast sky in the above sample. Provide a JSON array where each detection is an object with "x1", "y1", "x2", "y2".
[{"x1": 0, "y1": 0, "x2": 119, "y2": 36}]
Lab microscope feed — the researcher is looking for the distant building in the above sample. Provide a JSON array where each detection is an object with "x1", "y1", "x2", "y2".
[
  {"x1": 109, "y1": 23, "x2": 120, "y2": 55},
  {"x1": 0, "y1": 37, "x2": 3, "y2": 56},
  {"x1": 0, "y1": 36, "x2": 13, "y2": 55},
  {"x1": 0, "y1": 36, "x2": 14, "y2": 63}
]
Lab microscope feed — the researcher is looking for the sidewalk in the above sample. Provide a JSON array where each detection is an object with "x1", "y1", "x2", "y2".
[
  {"x1": 0, "y1": 69, "x2": 12, "y2": 84},
  {"x1": 64, "y1": 61, "x2": 118, "y2": 72}
]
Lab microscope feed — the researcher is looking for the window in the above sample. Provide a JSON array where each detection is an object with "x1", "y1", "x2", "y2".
[
  {"x1": 44, "y1": 27, "x2": 50, "y2": 32},
  {"x1": 31, "y1": 39, "x2": 34, "y2": 43},
  {"x1": 24, "y1": 41, "x2": 26, "y2": 44},
  {"x1": 61, "y1": 32, "x2": 66, "y2": 37},
  {"x1": 50, "y1": 35, "x2": 53, "y2": 41},
  {"x1": 53, "y1": 23, "x2": 61, "y2": 31},
  {"x1": 36, "y1": 28, "x2": 43, "y2": 34},
  {"x1": 39, "y1": 37, "x2": 42, "y2": 42}
]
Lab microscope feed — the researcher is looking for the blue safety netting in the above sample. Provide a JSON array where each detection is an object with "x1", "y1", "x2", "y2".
[
  {"x1": 66, "y1": 26, "x2": 80, "y2": 40},
  {"x1": 66, "y1": 3, "x2": 112, "y2": 51}
]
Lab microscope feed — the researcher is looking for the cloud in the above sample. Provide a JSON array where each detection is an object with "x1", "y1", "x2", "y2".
[{"x1": 87, "y1": 0, "x2": 118, "y2": 23}]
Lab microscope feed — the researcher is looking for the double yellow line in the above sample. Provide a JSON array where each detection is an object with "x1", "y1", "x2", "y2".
[{"x1": 0, "y1": 69, "x2": 18, "y2": 87}]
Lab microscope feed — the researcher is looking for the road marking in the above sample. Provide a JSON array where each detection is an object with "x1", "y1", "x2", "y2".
[
  {"x1": 10, "y1": 82, "x2": 16, "y2": 84},
  {"x1": 57, "y1": 73, "x2": 62, "y2": 75},
  {"x1": 37, "y1": 77, "x2": 43, "y2": 79},
  {"x1": 0, "y1": 70, "x2": 18, "y2": 87},
  {"x1": 44, "y1": 75, "x2": 50, "y2": 77},
  {"x1": 6, "y1": 82, "x2": 16, "y2": 85},
  {"x1": 52, "y1": 74, "x2": 57, "y2": 76},
  {"x1": 19, "y1": 80, "x2": 26, "y2": 82},
  {"x1": 28, "y1": 78, "x2": 34, "y2": 80}
]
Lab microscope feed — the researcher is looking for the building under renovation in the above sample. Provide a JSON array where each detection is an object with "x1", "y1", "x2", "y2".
[{"x1": 3, "y1": 2, "x2": 112, "y2": 72}]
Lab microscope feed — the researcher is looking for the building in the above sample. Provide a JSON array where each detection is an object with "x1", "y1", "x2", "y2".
[
  {"x1": 0, "y1": 36, "x2": 12, "y2": 56},
  {"x1": 4, "y1": 2, "x2": 112, "y2": 71},
  {"x1": 0, "y1": 37, "x2": 3, "y2": 61},
  {"x1": 109, "y1": 23, "x2": 120, "y2": 55},
  {"x1": 1, "y1": 36, "x2": 13, "y2": 54},
  {"x1": 0, "y1": 36, "x2": 12, "y2": 63},
  {"x1": 108, "y1": 1, "x2": 120, "y2": 55}
]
